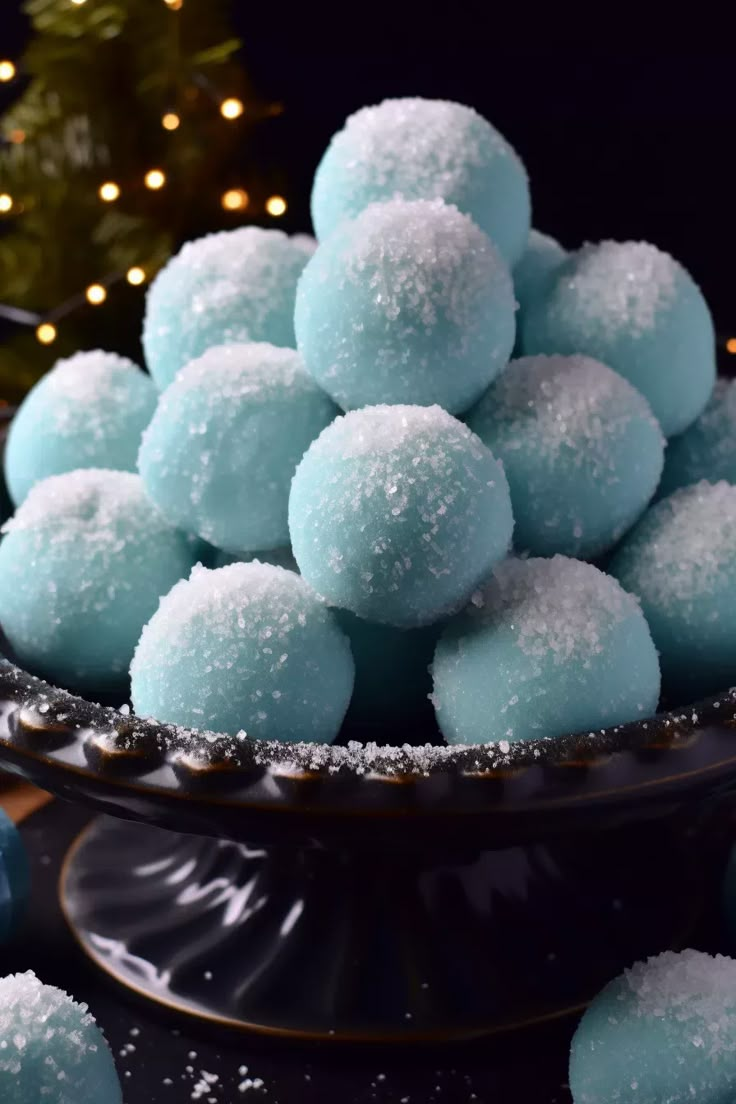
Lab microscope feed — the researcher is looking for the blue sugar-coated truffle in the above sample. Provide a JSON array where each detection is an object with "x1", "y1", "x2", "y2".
[
  {"x1": 295, "y1": 198, "x2": 515, "y2": 415},
  {"x1": 0, "y1": 470, "x2": 198, "y2": 693},
  {"x1": 610, "y1": 480, "x2": 736, "y2": 700},
  {"x1": 522, "y1": 240, "x2": 716, "y2": 437},
  {"x1": 513, "y1": 229, "x2": 567, "y2": 333},
  {"x1": 569, "y1": 950, "x2": 736, "y2": 1104},
  {"x1": 0, "y1": 971, "x2": 122, "y2": 1104},
  {"x1": 138, "y1": 343, "x2": 337, "y2": 553},
  {"x1": 311, "y1": 98, "x2": 531, "y2": 266},
  {"x1": 336, "y1": 610, "x2": 437, "y2": 726},
  {"x1": 466, "y1": 355, "x2": 664, "y2": 559},
  {"x1": 432, "y1": 556, "x2": 660, "y2": 745},
  {"x1": 4, "y1": 351, "x2": 157, "y2": 506},
  {"x1": 213, "y1": 546, "x2": 298, "y2": 571},
  {"x1": 131, "y1": 562, "x2": 354, "y2": 743},
  {"x1": 289, "y1": 405, "x2": 514, "y2": 629},
  {"x1": 142, "y1": 228, "x2": 311, "y2": 390},
  {"x1": 0, "y1": 809, "x2": 29, "y2": 943},
  {"x1": 659, "y1": 379, "x2": 736, "y2": 498}
]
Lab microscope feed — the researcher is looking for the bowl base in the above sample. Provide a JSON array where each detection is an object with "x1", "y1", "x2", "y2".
[{"x1": 59, "y1": 813, "x2": 708, "y2": 1042}]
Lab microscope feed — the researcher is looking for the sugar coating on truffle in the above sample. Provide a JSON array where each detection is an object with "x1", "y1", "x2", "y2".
[
  {"x1": 618, "y1": 480, "x2": 736, "y2": 608},
  {"x1": 143, "y1": 227, "x2": 310, "y2": 389},
  {"x1": 325, "y1": 97, "x2": 515, "y2": 201},
  {"x1": 340, "y1": 197, "x2": 508, "y2": 331},
  {"x1": 469, "y1": 556, "x2": 640, "y2": 663},
  {"x1": 42, "y1": 351, "x2": 153, "y2": 438},
  {"x1": 131, "y1": 561, "x2": 354, "y2": 743},
  {"x1": 560, "y1": 240, "x2": 678, "y2": 340},
  {"x1": 0, "y1": 970, "x2": 121, "y2": 1102},
  {"x1": 486, "y1": 354, "x2": 662, "y2": 467},
  {"x1": 660, "y1": 379, "x2": 736, "y2": 495},
  {"x1": 289, "y1": 404, "x2": 513, "y2": 627}
]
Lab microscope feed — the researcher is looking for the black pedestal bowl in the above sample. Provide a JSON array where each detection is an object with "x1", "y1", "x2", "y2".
[{"x1": 2, "y1": 659, "x2": 736, "y2": 1043}]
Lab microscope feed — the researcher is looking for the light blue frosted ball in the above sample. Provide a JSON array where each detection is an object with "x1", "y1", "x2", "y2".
[
  {"x1": 289, "y1": 404, "x2": 514, "y2": 628},
  {"x1": 131, "y1": 562, "x2": 354, "y2": 743},
  {"x1": 311, "y1": 98, "x2": 530, "y2": 266},
  {"x1": 609, "y1": 480, "x2": 736, "y2": 700},
  {"x1": 569, "y1": 950, "x2": 736, "y2": 1104},
  {"x1": 0, "y1": 470, "x2": 198, "y2": 693},
  {"x1": 0, "y1": 971, "x2": 122, "y2": 1104},
  {"x1": 138, "y1": 343, "x2": 337, "y2": 553},
  {"x1": 659, "y1": 379, "x2": 736, "y2": 498},
  {"x1": 512, "y1": 229, "x2": 567, "y2": 350},
  {"x1": 432, "y1": 556, "x2": 660, "y2": 745},
  {"x1": 295, "y1": 198, "x2": 516, "y2": 415},
  {"x1": 336, "y1": 610, "x2": 437, "y2": 726},
  {"x1": 0, "y1": 808, "x2": 28, "y2": 943},
  {"x1": 522, "y1": 240, "x2": 716, "y2": 437},
  {"x1": 142, "y1": 229, "x2": 311, "y2": 390},
  {"x1": 466, "y1": 355, "x2": 664, "y2": 559},
  {"x1": 4, "y1": 351, "x2": 156, "y2": 506}
]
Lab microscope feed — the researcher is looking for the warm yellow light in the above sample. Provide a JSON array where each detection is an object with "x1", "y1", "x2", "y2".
[
  {"x1": 265, "y1": 195, "x2": 287, "y2": 217},
  {"x1": 86, "y1": 283, "x2": 107, "y2": 305},
  {"x1": 70, "y1": 0, "x2": 88, "y2": 5},
  {"x1": 727, "y1": 338, "x2": 736, "y2": 355},
  {"x1": 164, "y1": 0, "x2": 183, "y2": 8},
  {"x1": 220, "y1": 97, "x2": 244, "y2": 121},
  {"x1": 221, "y1": 188, "x2": 249, "y2": 212},
  {"x1": 162, "y1": 112, "x2": 180, "y2": 131},
  {"x1": 0, "y1": 61, "x2": 16, "y2": 82},
  {"x1": 36, "y1": 323, "x2": 57, "y2": 345},
  {"x1": 144, "y1": 169, "x2": 166, "y2": 190},
  {"x1": 0, "y1": 194, "x2": 12, "y2": 214},
  {"x1": 98, "y1": 181, "x2": 120, "y2": 202},
  {"x1": 126, "y1": 266, "x2": 146, "y2": 286},
  {"x1": 9, "y1": 128, "x2": 25, "y2": 144}
]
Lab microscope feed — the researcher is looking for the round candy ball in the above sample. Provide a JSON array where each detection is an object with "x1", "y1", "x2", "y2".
[
  {"x1": 4, "y1": 350, "x2": 156, "y2": 506},
  {"x1": 512, "y1": 228, "x2": 567, "y2": 334},
  {"x1": 311, "y1": 97, "x2": 531, "y2": 266},
  {"x1": 659, "y1": 378, "x2": 736, "y2": 498},
  {"x1": 295, "y1": 198, "x2": 515, "y2": 415},
  {"x1": 138, "y1": 343, "x2": 337, "y2": 553},
  {"x1": 569, "y1": 950, "x2": 736, "y2": 1104},
  {"x1": 213, "y1": 546, "x2": 298, "y2": 571},
  {"x1": 0, "y1": 808, "x2": 29, "y2": 944},
  {"x1": 609, "y1": 480, "x2": 736, "y2": 700},
  {"x1": 0, "y1": 971, "x2": 122, "y2": 1104},
  {"x1": 522, "y1": 240, "x2": 716, "y2": 437},
  {"x1": 142, "y1": 228, "x2": 311, "y2": 390},
  {"x1": 0, "y1": 469, "x2": 198, "y2": 693},
  {"x1": 432, "y1": 556, "x2": 660, "y2": 745},
  {"x1": 289, "y1": 405, "x2": 514, "y2": 628},
  {"x1": 336, "y1": 610, "x2": 437, "y2": 728},
  {"x1": 131, "y1": 562, "x2": 354, "y2": 744},
  {"x1": 466, "y1": 354, "x2": 664, "y2": 559}
]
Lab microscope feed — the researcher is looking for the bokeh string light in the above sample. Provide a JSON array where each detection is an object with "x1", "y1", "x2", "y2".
[{"x1": 0, "y1": 0, "x2": 287, "y2": 348}]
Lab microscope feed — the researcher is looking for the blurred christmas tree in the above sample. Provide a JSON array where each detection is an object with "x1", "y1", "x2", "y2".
[{"x1": 0, "y1": 0, "x2": 286, "y2": 402}]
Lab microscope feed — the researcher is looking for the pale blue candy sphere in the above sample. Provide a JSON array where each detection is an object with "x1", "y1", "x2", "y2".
[
  {"x1": 610, "y1": 480, "x2": 736, "y2": 700},
  {"x1": 295, "y1": 198, "x2": 516, "y2": 415},
  {"x1": 0, "y1": 470, "x2": 198, "y2": 693},
  {"x1": 0, "y1": 971, "x2": 122, "y2": 1104},
  {"x1": 522, "y1": 240, "x2": 716, "y2": 437},
  {"x1": 433, "y1": 556, "x2": 660, "y2": 745},
  {"x1": 569, "y1": 950, "x2": 736, "y2": 1104},
  {"x1": 0, "y1": 808, "x2": 28, "y2": 943},
  {"x1": 4, "y1": 351, "x2": 156, "y2": 506},
  {"x1": 512, "y1": 229, "x2": 567, "y2": 351},
  {"x1": 142, "y1": 228, "x2": 311, "y2": 390},
  {"x1": 466, "y1": 355, "x2": 664, "y2": 559},
  {"x1": 131, "y1": 562, "x2": 354, "y2": 743},
  {"x1": 659, "y1": 379, "x2": 736, "y2": 498},
  {"x1": 289, "y1": 404, "x2": 514, "y2": 628},
  {"x1": 138, "y1": 344, "x2": 337, "y2": 553},
  {"x1": 311, "y1": 97, "x2": 530, "y2": 266}
]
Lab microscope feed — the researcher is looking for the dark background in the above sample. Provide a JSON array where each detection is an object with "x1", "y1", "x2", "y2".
[{"x1": 3, "y1": 8, "x2": 735, "y2": 328}]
